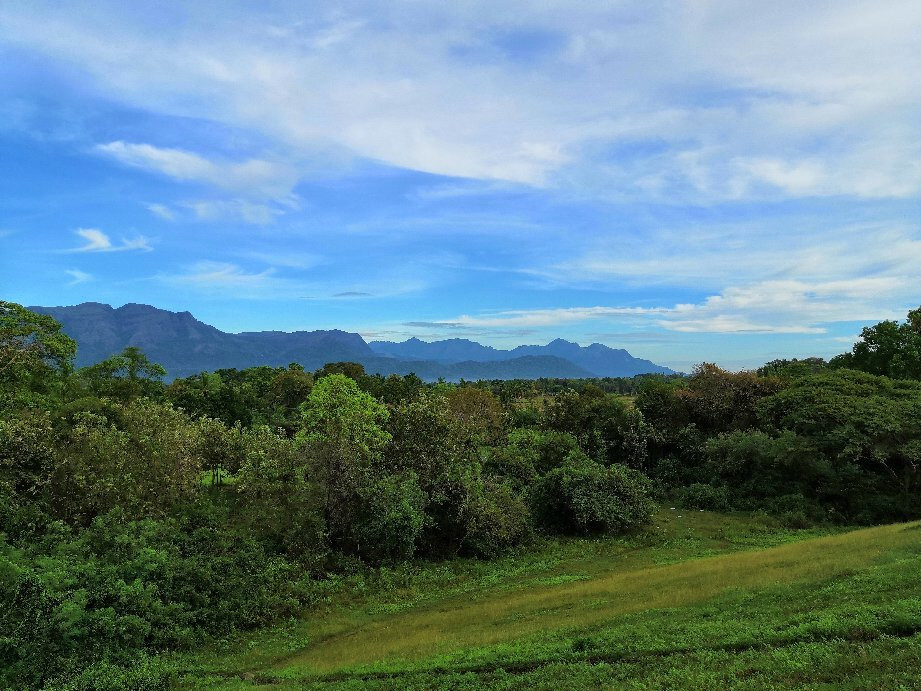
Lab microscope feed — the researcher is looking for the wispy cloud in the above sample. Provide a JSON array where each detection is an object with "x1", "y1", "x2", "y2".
[
  {"x1": 66, "y1": 228, "x2": 152, "y2": 253},
  {"x1": 180, "y1": 199, "x2": 288, "y2": 225},
  {"x1": 146, "y1": 203, "x2": 175, "y2": 221},
  {"x1": 6, "y1": 2, "x2": 921, "y2": 198},
  {"x1": 423, "y1": 276, "x2": 909, "y2": 336},
  {"x1": 97, "y1": 141, "x2": 299, "y2": 198},
  {"x1": 161, "y1": 261, "x2": 276, "y2": 290},
  {"x1": 64, "y1": 268, "x2": 92, "y2": 285},
  {"x1": 545, "y1": 223, "x2": 921, "y2": 292},
  {"x1": 158, "y1": 261, "x2": 424, "y2": 301},
  {"x1": 242, "y1": 251, "x2": 323, "y2": 269}
]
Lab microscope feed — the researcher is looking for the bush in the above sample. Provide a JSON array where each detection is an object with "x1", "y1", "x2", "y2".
[
  {"x1": 49, "y1": 655, "x2": 175, "y2": 691},
  {"x1": 464, "y1": 479, "x2": 531, "y2": 557},
  {"x1": 353, "y1": 473, "x2": 427, "y2": 563},
  {"x1": 763, "y1": 493, "x2": 819, "y2": 528},
  {"x1": 0, "y1": 502, "x2": 315, "y2": 688},
  {"x1": 532, "y1": 452, "x2": 655, "y2": 535},
  {"x1": 676, "y1": 483, "x2": 732, "y2": 512}
]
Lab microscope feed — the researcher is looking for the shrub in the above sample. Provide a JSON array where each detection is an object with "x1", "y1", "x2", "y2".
[
  {"x1": 353, "y1": 473, "x2": 427, "y2": 563},
  {"x1": 676, "y1": 483, "x2": 732, "y2": 512},
  {"x1": 464, "y1": 479, "x2": 531, "y2": 557},
  {"x1": 532, "y1": 451, "x2": 654, "y2": 535}
]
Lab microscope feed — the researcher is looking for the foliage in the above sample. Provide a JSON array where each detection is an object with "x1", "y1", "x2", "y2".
[
  {"x1": 9, "y1": 302, "x2": 921, "y2": 687},
  {"x1": 831, "y1": 305, "x2": 921, "y2": 379},
  {"x1": 352, "y1": 472, "x2": 427, "y2": 563},
  {"x1": 532, "y1": 451, "x2": 655, "y2": 535},
  {"x1": 675, "y1": 482, "x2": 732, "y2": 512},
  {"x1": 76, "y1": 346, "x2": 166, "y2": 402},
  {"x1": 462, "y1": 478, "x2": 531, "y2": 557},
  {"x1": 0, "y1": 300, "x2": 76, "y2": 411},
  {"x1": 298, "y1": 374, "x2": 391, "y2": 551},
  {"x1": 52, "y1": 400, "x2": 207, "y2": 524},
  {"x1": 0, "y1": 503, "x2": 312, "y2": 689},
  {"x1": 757, "y1": 369, "x2": 921, "y2": 521}
]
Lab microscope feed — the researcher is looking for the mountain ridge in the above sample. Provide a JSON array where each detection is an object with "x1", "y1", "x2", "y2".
[
  {"x1": 369, "y1": 336, "x2": 674, "y2": 377},
  {"x1": 29, "y1": 302, "x2": 673, "y2": 381}
]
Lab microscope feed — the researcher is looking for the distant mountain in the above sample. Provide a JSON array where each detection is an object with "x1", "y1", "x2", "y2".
[
  {"x1": 29, "y1": 303, "x2": 672, "y2": 381},
  {"x1": 31, "y1": 303, "x2": 373, "y2": 379},
  {"x1": 370, "y1": 337, "x2": 506, "y2": 363},
  {"x1": 370, "y1": 337, "x2": 674, "y2": 377}
]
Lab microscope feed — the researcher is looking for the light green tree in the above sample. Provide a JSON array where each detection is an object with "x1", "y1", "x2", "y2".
[
  {"x1": 0, "y1": 302, "x2": 76, "y2": 411},
  {"x1": 78, "y1": 346, "x2": 166, "y2": 401},
  {"x1": 297, "y1": 374, "x2": 390, "y2": 548}
]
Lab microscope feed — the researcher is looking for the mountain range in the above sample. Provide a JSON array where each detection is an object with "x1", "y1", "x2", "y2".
[{"x1": 30, "y1": 302, "x2": 675, "y2": 381}]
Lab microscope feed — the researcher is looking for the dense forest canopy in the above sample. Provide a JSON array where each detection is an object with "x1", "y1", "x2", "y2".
[{"x1": 2, "y1": 300, "x2": 921, "y2": 688}]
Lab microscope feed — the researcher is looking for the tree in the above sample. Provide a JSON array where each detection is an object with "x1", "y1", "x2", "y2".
[
  {"x1": 532, "y1": 450, "x2": 654, "y2": 535},
  {"x1": 758, "y1": 369, "x2": 921, "y2": 521},
  {"x1": 53, "y1": 400, "x2": 204, "y2": 523},
  {"x1": 445, "y1": 386, "x2": 506, "y2": 447},
  {"x1": 0, "y1": 302, "x2": 76, "y2": 411},
  {"x1": 831, "y1": 306, "x2": 921, "y2": 380},
  {"x1": 235, "y1": 424, "x2": 323, "y2": 560},
  {"x1": 79, "y1": 346, "x2": 166, "y2": 401},
  {"x1": 297, "y1": 374, "x2": 390, "y2": 550}
]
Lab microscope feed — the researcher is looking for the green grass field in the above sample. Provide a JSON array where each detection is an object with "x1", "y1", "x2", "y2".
[{"x1": 179, "y1": 511, "x2": 921, "y2": 689}]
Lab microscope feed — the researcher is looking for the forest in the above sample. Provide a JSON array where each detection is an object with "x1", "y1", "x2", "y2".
[{"x1": 2, "y1": 301, "x2": 921, "y2": 689}]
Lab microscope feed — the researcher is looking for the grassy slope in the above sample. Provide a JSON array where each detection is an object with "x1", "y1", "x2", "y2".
[{"x1": 181, "y1": 512, "x2": 921, "y2": 689}]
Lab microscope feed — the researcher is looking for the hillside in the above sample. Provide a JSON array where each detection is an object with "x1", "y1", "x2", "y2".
[
  {"x1": 29, "y1": 302, "x2": 668, "y2": 380},
  {"x1": 181, "y1": 512, "x2": 921, "y2": 688}
]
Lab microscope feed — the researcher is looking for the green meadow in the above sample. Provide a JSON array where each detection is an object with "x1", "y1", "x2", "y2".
[{"x1": 180, "y1": 512, "x2": 921, "y2": 689}]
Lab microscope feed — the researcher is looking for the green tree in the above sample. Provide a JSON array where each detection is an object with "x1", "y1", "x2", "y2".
[
  {"x1": 831, "y1": 306, "x2": 921, "y2": 380},
  {"x1": 53, "y1": 400, "x2": 204, "y2": 523},
  {"x1": 758, "y1": 369, "x2": 921, "y2": 521},
  {"x1": 297, "y1": 374, "x2": 390, "y2": 549},
  {"x1": 0, "y1": 302, "x2": 76, "y2": 411},
  {"x1": 532, "y1": 450, "x2": 654, "y2": 536},
  {"x1": 78, "y1": 346, "x2": 166, "y2": 402},
  {"x1": 235, "y1": 425, "x2": 324, "y2": 560},
  {"x1": 445, "y1": 385, "x2": 506, "y2": 447}
]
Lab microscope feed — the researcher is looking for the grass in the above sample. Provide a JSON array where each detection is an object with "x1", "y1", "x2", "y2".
[{"x1": 177, "y1": 512, "x2": 921, "y2": 689}]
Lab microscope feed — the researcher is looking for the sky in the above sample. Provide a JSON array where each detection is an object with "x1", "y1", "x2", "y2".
[{"x1": 2, "y1": 1, "x2": 920, "y2": 372}]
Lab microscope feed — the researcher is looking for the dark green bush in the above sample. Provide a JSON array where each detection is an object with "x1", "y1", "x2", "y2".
[
  {"x1": 532, "y1": 451, "x2": 654, "y2": 535},
  {"x1": 463, "y1": 479, "x2": 531, "y2": 557},
  {"x1": 676, "y1": 483, "x2": 732, "y2": 512},
  {"x1": 353, "y1": 472, "x2": 427, "y2": 563}
]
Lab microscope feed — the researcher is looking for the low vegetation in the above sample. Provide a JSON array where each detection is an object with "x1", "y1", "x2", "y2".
[{"x1": 2, "y1": 300, "x2": 921, "y2": 688}]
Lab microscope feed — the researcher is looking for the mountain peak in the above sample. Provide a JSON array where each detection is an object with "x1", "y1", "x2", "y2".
[{"x1": 32, "y1": 302, "x2": 674, "y2": 381}]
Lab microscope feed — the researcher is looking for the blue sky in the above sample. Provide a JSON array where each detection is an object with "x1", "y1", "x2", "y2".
[{"x1": 2, "y1": 1, "x2": 920, "y2": 371}]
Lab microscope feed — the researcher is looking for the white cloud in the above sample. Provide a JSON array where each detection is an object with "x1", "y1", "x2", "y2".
[
  {"x1": 64, "y1": 268, "x2": 92, "y2": 285},
  {"x1": 4, "y1": 1, "x2": 919, "y2": 198},
  {"x1": 550, "y1": 223, "x2": 921, "y2": 293},
  {"x1": 426, "y1": 275, "x2": 910, "y2": 336},
  {"x1": 181, "y1": 199, "x2": 285, "y2": 225},
  {"x1": 97, "y1": 141, "x2": 300, "y2": 200},
  {"x1": 158, "y1": 260, "x2": 425, "y2": 301},
  {"x1": 73, "y1": 228, "x2": 110, "y2": 251},
  {"x1": 66, "y1": 228, "x2": 152, "y2": 253},
  {"x1": 242, "y1": 251, "x2": 323, "y2": 269},
  {"x1": 163, "y1": 261, "x2": 275, "y2": 289},
  {"x1": 146, "y1": 203, "x2": 175, "y2": 221}
]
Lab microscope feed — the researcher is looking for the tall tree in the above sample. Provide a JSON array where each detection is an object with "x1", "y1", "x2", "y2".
[
  {"x1": 78, "y1": 346, "x2": 166, "y2": 401},
  {"x1": 297, "y1": 374, "x2": 390, "y2": 548},
  {"x1": 831, "y1": 305, "x2": 921, "y2": 380},
  {"x1": 0, "y1": 302, "x2": 76, "y2": 411}
]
